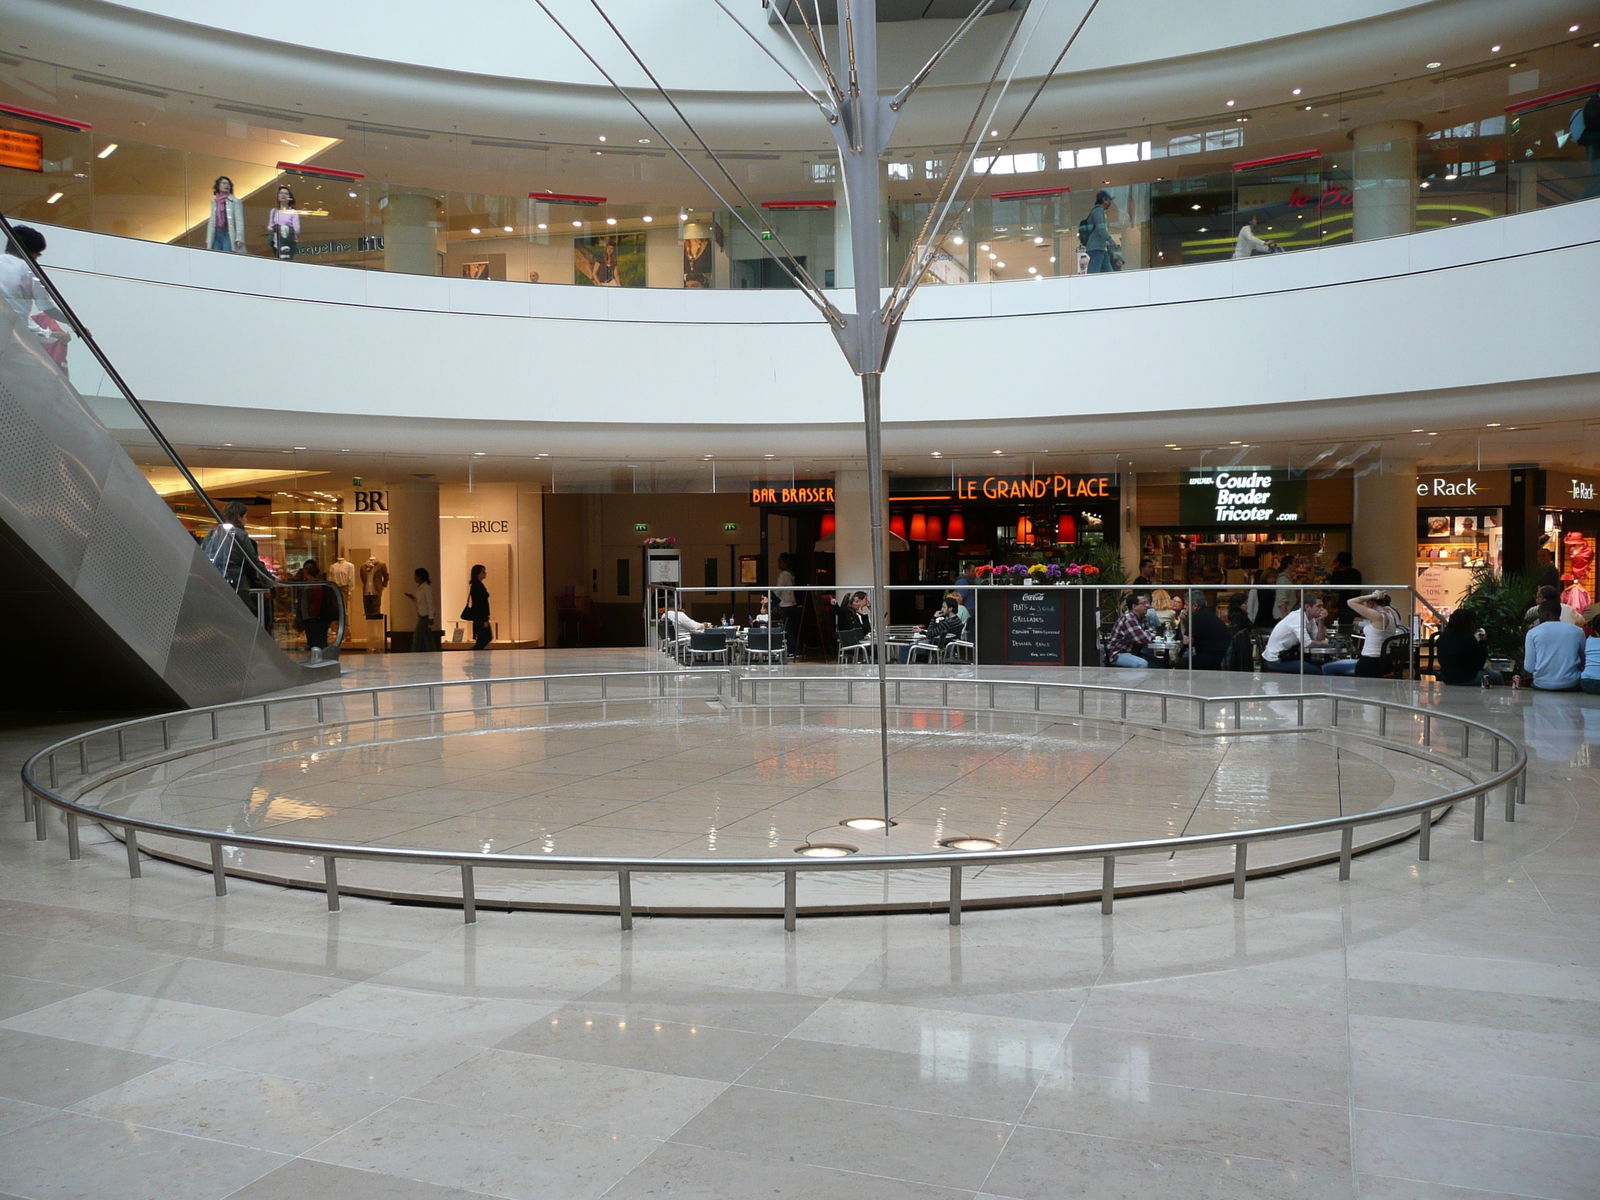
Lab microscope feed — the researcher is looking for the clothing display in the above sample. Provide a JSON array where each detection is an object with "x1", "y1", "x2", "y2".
[{"x1": 361, "y1": 558, "x2": 389, "y2": 619}]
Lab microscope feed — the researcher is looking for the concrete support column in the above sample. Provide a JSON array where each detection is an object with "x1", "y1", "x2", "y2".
[
  {"x1": 834, "y1": 468, "x2": 885, "y2": 598},
  {"x1": 382, "y1": 191, "x2": 441, "y2": 276},
  {"x1": 388, "y1": 480, "x2": 441, "y2": 640},
  {"x1": 1353, "y1": 465, "x2": 1417, "y2": 601},
  {"x1": 1349, "y1": 120, "x2": 1421, "y2": 242}
]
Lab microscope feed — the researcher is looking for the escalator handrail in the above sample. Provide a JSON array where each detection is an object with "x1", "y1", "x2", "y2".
[
  {"x1": 253, "y1": 577, "x2": 349, "y2": 655},
  {"x1": 0, "y1": 209, "x2": 224, "y2": 525}
]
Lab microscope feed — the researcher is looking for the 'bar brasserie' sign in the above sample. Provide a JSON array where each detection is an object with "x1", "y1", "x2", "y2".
[{"x1": 1180, "y1": 469, "x2": 1307, "y2": 525}]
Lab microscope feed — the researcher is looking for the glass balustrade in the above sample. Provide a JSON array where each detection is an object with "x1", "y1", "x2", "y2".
[{"x1": 1, "y1": 34, "x2": 1594, "y2": 291}]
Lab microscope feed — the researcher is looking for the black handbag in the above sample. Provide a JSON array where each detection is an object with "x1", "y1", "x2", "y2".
[{"x1": 460, "y1": 603, "x2": 473, "y2": 621}]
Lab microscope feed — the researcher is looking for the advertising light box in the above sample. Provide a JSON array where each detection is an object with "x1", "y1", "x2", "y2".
[{"x1": 1180, "y1": 469, "x2": 1308, "y2": 525}]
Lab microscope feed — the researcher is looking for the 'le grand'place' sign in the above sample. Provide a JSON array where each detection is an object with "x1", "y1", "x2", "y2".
[{"x1": 1181, "y1": 469, "x2": 1307, "y2": 524}]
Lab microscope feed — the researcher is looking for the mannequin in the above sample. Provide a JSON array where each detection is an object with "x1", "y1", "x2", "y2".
[
  {"x1": 268, "y1": 186, "x2": 300, "y2": 260},
  {"x1": 360, "y1": 557, "x2": 389, "y2": 619},
  {"x1": 327, "y1": 555, "x2": 357, "y2": 634},
  {"x1": 207, "y1": 177, "x2": 245, "y2": 253}
]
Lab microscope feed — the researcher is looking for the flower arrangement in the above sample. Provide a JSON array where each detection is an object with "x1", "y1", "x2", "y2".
[
  {"x1": 1028, "y1": 563, "x2": 1049, "y2": 580},
  {"x1": 1007, "y1": 563, "x2": 1030, "y2": 581},
  {"x1": 973, "y1": 564, "x2": 994, "y2": 580},
  {"x1": 643, "y1": 537, "x2": 677, "y2": 549}
]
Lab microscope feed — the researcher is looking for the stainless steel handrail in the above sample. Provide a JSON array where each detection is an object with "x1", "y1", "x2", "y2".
[{"x1": 19, "y1": 667, "x2": 1526, "y2": 931}]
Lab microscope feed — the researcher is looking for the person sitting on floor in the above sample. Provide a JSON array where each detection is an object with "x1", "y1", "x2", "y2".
[
  {"x1": 1524, "y1": 599, "x2": 1585, "y2": 690},
  {"x1": 1436, "y1": 607, "x2": 1502, "y2": 687}
]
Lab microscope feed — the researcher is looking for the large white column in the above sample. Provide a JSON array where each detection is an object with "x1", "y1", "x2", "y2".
[
  {"x1": 388, "y1": 480, "x2": 441, "y2": 642},
  {"x1": 382, "y1": 191, "x2": 441, "y2": 276},
  {"x1": 834, "y1": 468, "x2": 886, "y2": 598},
  {"x1": 1353, "y1": 466, "x2": 1417, "y2": 596},
  {"x1": 1349, "y1": 120, "x2": 1421, "y2": 242}
]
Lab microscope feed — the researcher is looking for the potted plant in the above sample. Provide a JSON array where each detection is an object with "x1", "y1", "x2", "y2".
[{"x1": 1458, "y1": 566, "x2": 1536, "y2": 670}]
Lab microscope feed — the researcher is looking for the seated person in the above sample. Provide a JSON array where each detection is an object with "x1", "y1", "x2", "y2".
[
  {"x1": 1178, "y1": 593, "x2": 1232, "y2": 671},
  {"x1": 662, "y1": 608, "x2": 705, "y2": 635},
  {"x1": 1524, "y1": 600, "x2": 1585, "y2": 690},
  {"x1": 920, "y1": 598, "x2": 964, "y2": 648},
  {"x1": 945, "y1": 590, "x2": 970, "y2": 631},
  {"x1": 837, "y1": 591, "x2": 873, "y2": 655},
  {"x1": 1105, "y1": 592, "x2": 1155, "y2": 667},
  {"x1": 1584, "y1": 622, "x2": 1600, "y2": 695},
  {"x1": 1436, "y1": 607, "x2": 1501, "y2": 686},
  {"x1": 1322, "y1": 591, "x2": 1401, "y2": 677},
  {"x1": 1225, "y1": 592, "x2": 1253, "y2": 633},
  {"x1": 1162, "y1": 593, "x2": 1188, "y2": 635},
  {"x1": 1261, "y1": 594, "x2": 1331, "y2": 675},
  {"x1": 750, "y1": 594, "x2": 770, "y2": 626},
  {"x1": 1523, "y1": 586, "x2": 1585, "y2": 627}
]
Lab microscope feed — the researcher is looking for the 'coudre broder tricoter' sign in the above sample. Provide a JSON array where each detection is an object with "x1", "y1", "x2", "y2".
[{"x1": 1180, "y1": 469, "x2": 1307, "y2": 525}]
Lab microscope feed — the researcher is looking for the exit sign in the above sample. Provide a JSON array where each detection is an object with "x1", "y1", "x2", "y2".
[
  {"x1": 759, "y1": 230, "x2": 774, "y2": 240},
  {"x1": 634, "y1": 523, "x2": 649, "y2": 531},
  {"x1": 723, "y1": 522, "x2": 739, "y2": 531}
]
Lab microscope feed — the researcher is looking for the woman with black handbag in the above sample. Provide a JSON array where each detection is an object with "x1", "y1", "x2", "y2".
[{"x1": 463, "y1": 564, "x2": 492, "y2": 650}]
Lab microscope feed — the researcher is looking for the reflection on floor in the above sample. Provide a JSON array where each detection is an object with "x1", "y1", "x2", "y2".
[{"x1": 0, "y1": 649, "x2": 1597, "y2": 1199}]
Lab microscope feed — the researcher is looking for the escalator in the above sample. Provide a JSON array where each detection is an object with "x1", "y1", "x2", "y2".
[{"x1": 0, "y1": 215, "x2": 339, "y2": 710}]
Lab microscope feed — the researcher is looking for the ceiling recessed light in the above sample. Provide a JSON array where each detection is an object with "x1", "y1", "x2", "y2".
[
  {"x1": 1491, "y1": 44, "x2": 1502, "y2": 52},
  {"x1": 473, "y1": 451, "x2": 486, "y2": 456},
  {"x1": 1191, "y1": 203, "x2": 1202, "y2": 210},
  {"x1": 1028, "y1": 266, "x2": 1038, "y2": 274},
  {"x1": 96, "y1": 143, "x2": 117, "y2": 158},
  {"x1": 44, "y1": 192, "x2": 62, "y2": 204},
  {"x1": 939, "y1": 835, "x2": 1000, "y2": 852},
  {"x1": 796, "y1": 842, "x2": 857, "y2": 857},
  {"x1": 1427, "y1": 432, "x2": 1439, "y2": 436},
  {"x1": 979, "y1": 243, "x2": 991, "y2": 251},
  {"x1": 841, "y1": 817, "x2": 895, "y2": 830},
  {"x1": 1226, "y1": 99, "x2": 1235, "y2": 107},
  {"x1": 293, "y1": 446, "x2": 307, "y2": 450},
  {"x1": 988, "y1": 252, "x2": 997, "y2": 260},
  {"x1": 989, "y1": 129, "x2": 999, "y2": 136},
  {"x1": 951, "y1": 234, "x2": 964, "y2": 245},
  {"x1": 764, "y1": 453, "x2": 775, "y2": 459},
  {"x1": 1571, "y1": 24, "x2": 1581, "y2": 32},
  {"x1": 993, "y1": 450, "x2": 1005, "y2": 455},
  {"x1": 678, "y1": 212, "x2": 688, "y2": 221},
  {"x1": 1412, "y1": 429, "x2": 1426, "y2": 433},
  {"x1": 469, "y1": 227, "x2": 480, "y2": 234},
  {"x1": 503, "y1": 225, "x2": 514, "y2": 232},
  {"x1": 1487, "y1": 422, "x2": 1502, "y2": 427},
  {"x1": 931, "y1": 451, "x2": 943, "y2": 457},
  {"x1": 994, "y1": 261, "x2": 1005, "y2": 268},
  {"x1": 642, "y1": 214, "x2": 653, "y2": 222},
  {"x1": 572, "y1": 220, "x2": 582, "y2": 227},
  {"x1": 597, "y1": 134, "x2": 607, "y2": 141},
  {"x1": 606, "y1": 217, "x2": 617, "y2": 225},
  {"x1": 1426, "y1": 61, "x2": 1442, "y2": 69},
  {"x1": 638, "y1": 138, "x2": 650, "y2": 144}
]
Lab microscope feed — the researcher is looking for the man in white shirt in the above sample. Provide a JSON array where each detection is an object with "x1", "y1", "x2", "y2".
[
  {"x1": 1262, "y1": 594, "x2": 1330, "y2": 674},
  {"x1": 774, "y1": 553, "x2": 800, "y2": 657},
  {"x1": 1233, "y1": 213, "x2": 1277, "y2": 260}
]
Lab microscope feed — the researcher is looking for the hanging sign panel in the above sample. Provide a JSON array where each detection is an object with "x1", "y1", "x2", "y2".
[{"x1": 1180, "y1": 469, "x2": 1308, "y2": 525}]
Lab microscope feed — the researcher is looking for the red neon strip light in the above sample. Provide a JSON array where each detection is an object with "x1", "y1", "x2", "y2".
[
  {"x1": 276, "y1": 161, "x2": 365, "y2": 180},
  {"x1": 1233, "y1": 149, "x2": 1321, "y2": 172},
  {"x1": 0, "y1": 102, "x2": 91, "y2": 132},
  {"x1": 1506, "y1": 82, "x2": 1600, "y2": 115},
  {"x1": 990, "y1": 185, "x2": 1071, "y2": 199},
  {"x1": 761, "y1": 199, "x2": 837, "y2": 209},
  {"x1": 529, "y1": 192, "x2": 607, "y2": 206}
]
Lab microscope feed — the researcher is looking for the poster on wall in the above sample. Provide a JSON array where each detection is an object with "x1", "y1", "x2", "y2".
[
  {"x1": 461, "y1": 261, "x2": 490, "y2": 279},
  {"x1": 683, "y1": 235, "x2": 714, "y2": 288},
  {"x1": 575, "y1": 233, "x2": 646, "y2": 287}
]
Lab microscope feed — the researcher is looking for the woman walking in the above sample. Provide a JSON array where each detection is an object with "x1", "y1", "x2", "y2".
[
  {"x1": 466, "y1": 564, "x2": 492, "y2": 650},
  {"x1": 405, "y1": 567, "x2": 437, "y2": 652}
]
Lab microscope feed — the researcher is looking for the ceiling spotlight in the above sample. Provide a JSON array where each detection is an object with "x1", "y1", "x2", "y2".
[
  {"x1": 979, "y1": 242, "x2": 990, "y2": 251},
  {"x1": 951, "y1": 234, "x2": 964, "y2": 245},
  {"x1": 606, "y1": 217, "x2": 617, "y2": 225},
  {"x1": 642, "y1": 214, "x2": 653, "y2": 222},
  {"x1": 1491, "y1": 44, "x2": 1502, "y2": 52},
  {"x1": 678, "y1": 212, "x2": 689, "y2": 220},
  {"x1": 537, "y1": 222, "x2": 547, "y2": 229},
  {"x1": 503, "y1": 225, "x2": 514, "y2": 232},
  {"x1": 597, "y1": 134, "x2": 607, "y2": 141},
  {"x1": 470, "y1": 226, "x2": 480, "y2": 234},
  {"x1": 840, "y1": 817, "x2": 895, "y2": 831},
  {"x1": 96, "y1": 142, "x2": 118, "y2": 158},
  {"x1": 572, "y1": 220, "x2": 582, "y2": 227},
  {"x1": 1426, "y1": 61, "x2": 1442, "y2": 69},
  {"x1": 1487, "y1": 422, "x2": 1502, "y2": 427},
  {"x1": 1292, "y1": 88, "x2": 1302, "y2": 96},
  {"x1": 1226, "y1": 99, "x2": 1235, "y2": 107},
  {"x1": 939, "y1": 835, "x2": 1000, "y2": 852},
  {"x1": 994, "y1": 261, "x2": 1005, "y2": 268},
  {"x1": 796, "y1": 842, "x2": 858, "y2": 857}
]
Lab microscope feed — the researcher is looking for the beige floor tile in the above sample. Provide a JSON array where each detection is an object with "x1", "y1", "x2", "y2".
[
  {"x1": 225, "y1": 1158, "x2": 501, "y2": 1200},
  {"x1": 605, "y1": 1142, "x2": 973, "y2": 1200},
  {"x1": 495, "y1": 1008, "x2": 779, "y2": 1082},
  {"x1": 192, "y1": 1018, "x2": 481, "y2": 1095},
  {"x1": 0, "y1": 988, "x2": 269, "y2": 1057}
]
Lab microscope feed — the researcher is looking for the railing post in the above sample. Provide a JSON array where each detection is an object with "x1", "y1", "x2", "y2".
[
  {"x1": 1418, "y1": 809, "x2": 1432, "y2": 861},
  {"x1": 66, "y1": 811, "x2": 80, "y2": 859},
  {"x1": 1423, "y1": 713, "x2": 1432, "y2": 747},
  {"x1": 161, "y1": 719, "x2": 170, "y2": 750},
  {"x1": 1379, "y1": 705, "x2": 1388, "y2": 737},
  {"x1": 34, "y1": 792, "x2": 47, "y2": 841},
  {"x1": 783, "y1": 870, "x2": 797, "y2": 932},
  {"x1": 78, "y1": 742, "x2": 87, "y2": 775},
  {"x1": 618, "y1": 870, "x2": 633, "y2": 931},
  {"x1": 48, "y1": 753, "x2": 57, "y2": 789},
  {"x1": 21, "y1": 781, "x2": 33, "y2": 824},
  {"x1": 316, "y1": 696, "x2": 325, "y2": 724},
  {"x1": 1233, "y1": 699, "x2": 1242, "y2": 730},
  {"x1": 263, "y1": 703, "x2": 271, "y2": 731},
  {"x1": 1338, "y1": 827, "x2": 1353, "y2": 880},
  {"x1": 1462, "y1": 724, "x2": 1470, "y2": 759},
  {"x1": 323, "y1": 856, "x2": 341, "y2": 911},
  {"x1": 1232, "y1": 843, "x2": 1247, "y2": 899},
  {"x1": 372, "y1": 691, "x2": 381, "y2": 717},
  {"x1": 210, "y1": 842, "x2": 227, "y2": 896},
  {"x1": 1296, "y1": 697, "x2": 1305, "y2": 727},
  {"x1": 1078, "y1": 689, "x2": 1086, "y2": 714},
  {"x1": 1518, "y1": 773, "x2": 1527, "y2": 805},
  {"x1": 124, "y1": 827, "x2": 141, "y2": 878},
  {"x1": 210, "y1": 711, "x2": 219, "y2": 740},
  {"x1": 1160, "y1": 696, "x2": 1168, "y2": 725},
  {"x1": 428, "y1": 687, "x2": 437, "y2": 712},
  {"x1": 1473, "y1": 793, "x2": 1486, "y2": 842},
  {"x1": 117, "y1": 729, "x2": 125, "y2": 762},
  {"x1": 1330, "y1": 698, "x2": 1339, "y2": 727},
  {"x1": 1101, "y1": 856, "x2": 1115, "y2": 914},
  {"x1": 1034, "y1": 685, "x2": 1041, "y2": 712},
  {"x1": 948, "y1": 865, "x2": 962, "y2": 926},
  {"x1": 461, "y1": 865, "x2": 476, "y2": 924},
  {"x1": 601, "y1": 676, "x2": 609, "y2": 699},
  {"x1": 1119, "y1": 692, "x2": 1128, "y2": 719}
]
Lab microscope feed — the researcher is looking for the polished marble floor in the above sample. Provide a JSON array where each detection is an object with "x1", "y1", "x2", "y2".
[{"x1": 1, "y1": 649, "x2": 1597, "y2": 1199}]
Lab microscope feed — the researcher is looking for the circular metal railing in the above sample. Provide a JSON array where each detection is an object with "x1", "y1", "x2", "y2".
[{"x1": 19, "y1": 668, "x2": 1527, "y2": 930}]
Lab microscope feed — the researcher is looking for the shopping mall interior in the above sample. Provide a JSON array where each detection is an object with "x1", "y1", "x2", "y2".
[{"x1": 2, "y1": 1, "x2": 1599, "y2": 1197}]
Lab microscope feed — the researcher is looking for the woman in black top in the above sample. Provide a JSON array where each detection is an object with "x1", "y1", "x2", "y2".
[
  {"x1": 466, "y1": 564, "x2": 491, "y2": 650},
  {"x1": 1436, "y1": 607, "x2": 1500, "y2": 685}
]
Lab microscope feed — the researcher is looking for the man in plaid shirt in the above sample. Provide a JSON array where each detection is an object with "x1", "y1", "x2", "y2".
[{"x1": 1106, "y1": 592, "x2": 1155, "y2": 667}]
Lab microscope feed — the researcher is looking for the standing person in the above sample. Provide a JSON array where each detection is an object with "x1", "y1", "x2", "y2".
[
  {"x1": 201, "y1": 499, "x2": 265, "y2": 614},
  {"x1": 1327, "y1": 551, "x2": 1362, "y2": 630},
  {"x1": 1272, "y1": 555, "x2": 1300, "y2": 621},
  {"x1": 267, "y1": 186, "x2": 300, "y2": 260},
  {"x1": 1535, "y1": 548, "x2": 1561, "y2": 591},
  {"x1": 296, "y1": 559, "x2": 332, "y2": 657},
  {"x1": 1082, "y1": 190, "x2": 1118, "y2": 274},
  {"x1": 1436, "y1": 608, "x2": 1501, "y2": 687},
  {"x1": 775, "y1": 553, "x2": 801, "y2": 658},
  {"x1": 1524, "y1": 600, "x2": 1584, "y2": 690},
  {"x1": 207, "y1": 177, "x2": 245, "y2": 253},
  {"x1": 464, "y1": 564, "x2": 492, "y2": 650},
  {"x1": 404, "y1": 567, "x2": 437, "y2": 652},
  {"x1": 1, "y1": 225, "x2": 70, "y2": 326},
  {"x1": 1232, "y1": 212, "x2": 1277, "y2": 259}
]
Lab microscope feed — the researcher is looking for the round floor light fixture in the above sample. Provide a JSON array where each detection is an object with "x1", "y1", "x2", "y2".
[
  {"x1": 795, "y1": 842, "x2": 859, "y2": 857},
  {"x1": 939, "y1": 835, "x2": 1001, "y2": 852},
  {"x1": 840, "y1": 817, "x2": 897, "y2": 831}
]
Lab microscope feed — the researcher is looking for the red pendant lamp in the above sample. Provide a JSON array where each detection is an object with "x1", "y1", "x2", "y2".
[
  {"x1": 820, "y1": 511, "x2": 836, "y2": 538},
  {"x1": 1056, "y1": 513, "x2": 1077, "y2": 544},
  {"x1": 909, "y1": 510, "x2": 928, "y2": 542},
  {"x1": 927, "y1": 513, "x2": 943, "y2": 543},
  {"x1": 889, "y1": 512, "x2": 907, "y2": 541},
  {"x1": 947, "y1": 510, "x2": 965, "y2": 542}
]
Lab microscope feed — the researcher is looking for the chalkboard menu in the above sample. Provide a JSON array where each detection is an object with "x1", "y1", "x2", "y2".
[
  {"x1": 1005, "y1": 589, "x2": 1066, "y2": 664},
  {"x1": 974, "y1": 586, "x2": 1101, "y2": 666}
]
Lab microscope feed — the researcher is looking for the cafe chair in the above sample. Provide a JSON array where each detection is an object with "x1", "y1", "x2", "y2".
[
  {"x1": 744, "y1": 629, "x2": 786, "y2": 666},
  {"x1": 1096, "y1": 622, "x2": 1116, "y2": 668},
  {"x1": 685, "y1": 629, "x2": 731, "y2": 666},
  {"x1": 837, "y1": 629, "x2": 872, "y2": 664},
  {"x1": 940, "y1": 638, "x2": 975, "y2": 664},
  {"x1": 1379, "y1": 630, "x2": 1412, "y2": 679},
  {"x1": 905, "y1": 637, "x2": 940, "y2": 664}
]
